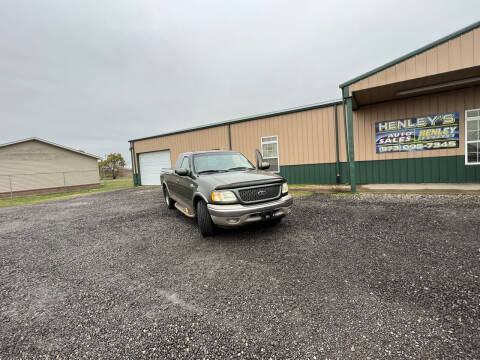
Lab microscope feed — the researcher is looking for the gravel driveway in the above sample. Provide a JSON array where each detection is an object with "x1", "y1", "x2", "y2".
[{"x1": 1, "y1": 187, "x2": 479, "y2": 359}]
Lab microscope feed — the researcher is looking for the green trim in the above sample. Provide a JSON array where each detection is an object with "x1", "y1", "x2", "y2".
[
  {"x1": 342, "y1": 99, "x2": 349, "y2": 163},
  {"x1": 129, "y1": 99, "x2": 342, "y2": 142},
  {"x1": 346, "y1": 96, "x2": 356, "y2": 192},
  {"x1": 355, "y1": 156, "x2": 480, "y2": 184},
  {"x1": 333, "y1": 104, "x2": 340, "y2": 183},
  {"x1": 339, "y1": 21, "x2": 480, "y2": 88},
  {"x1": 133, "y1": 173, "x2": 140, "y2": 186},
  {"x1": 135, "y1": 153, "x2": 142, "y2": 186},
  {"x1": 280, "y1": 162, "x2": 349, "y2": 185},
  {"x1": 129, "y1": 142, "x2": 137, "y2": 187},
  {"x1": 280, "y1": 156, "x2": 480, "y2": 185}
]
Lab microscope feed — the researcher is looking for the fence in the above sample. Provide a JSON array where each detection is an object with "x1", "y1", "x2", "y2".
[
  {"x1": 0, "y1": 169, "x2": 100, "y2": 199},
  {"x1": 99, "y1": 167, "x2": 132, "y2": 180}
]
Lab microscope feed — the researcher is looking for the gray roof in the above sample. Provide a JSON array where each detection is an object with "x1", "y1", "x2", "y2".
[{"x1": 0, "y1": 137, "x2": 102, "y2": 160}]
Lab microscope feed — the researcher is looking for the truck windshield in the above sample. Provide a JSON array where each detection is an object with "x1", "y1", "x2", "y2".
[{"x1": 193, "y1": 153, "x2": 254, "y2": 174}]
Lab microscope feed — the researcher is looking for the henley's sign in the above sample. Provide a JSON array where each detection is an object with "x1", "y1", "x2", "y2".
[{"x1": 375, "y1": 112, "x2": 459, "y2": 153}]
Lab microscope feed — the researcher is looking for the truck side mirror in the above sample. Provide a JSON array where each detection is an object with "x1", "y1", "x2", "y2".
[
  {"x1": 255, "y1": 149, "x2": 265, "y2": 169},
  {"x1": 258, "y1": 161, "x2": 270, "y2": 170},
  {"x1": 175, "y1": 168, "x2": 189, "y2": 176}
]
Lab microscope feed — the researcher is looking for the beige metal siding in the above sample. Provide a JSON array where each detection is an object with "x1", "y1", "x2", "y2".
[
  {"x1": 133, "y1": 125, "x2": 230, "y2": 172},
  {"x1": 230, "y1": 105, "x2": 346, "y2": 165},
  {"x1": 132, "y1": 106, "x2": 345, "y2": 171},
  {"x1": 353, "y1": 86, "x2": 480, "y2": 161},
  {"x1": 0, "y1": 140, "x2": 100, "y2": 193},
  {"x1": 349, "y1": 27, "x2": 480, "y2": 94}
]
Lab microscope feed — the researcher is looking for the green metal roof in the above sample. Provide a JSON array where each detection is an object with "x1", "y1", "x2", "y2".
[
  {"x1": 339, "y1": 20, "x2": 480, "y2": 89},
  {"x1": 129, "y1": 99, "x2": 342, "y2": 142}
]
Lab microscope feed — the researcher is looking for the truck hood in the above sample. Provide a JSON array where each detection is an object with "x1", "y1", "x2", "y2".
[{"x1": 199, "y1": 170, "x2": 285, "y2": 190}]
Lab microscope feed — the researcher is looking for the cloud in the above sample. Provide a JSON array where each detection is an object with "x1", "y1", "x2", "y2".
[{"x1": 1, "y1": 0, "x2": 478, "y2": 166}]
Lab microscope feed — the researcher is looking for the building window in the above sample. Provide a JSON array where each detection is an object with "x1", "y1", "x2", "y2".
[
  {"x1": 466, "y1": 109, "x2": 480, "y2": 165},
  {"x1": 261, "y1": 136, "x2": 279, "y2": 172}
]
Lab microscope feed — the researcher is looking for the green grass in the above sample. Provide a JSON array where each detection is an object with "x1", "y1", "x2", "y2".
[
  {"x1": 290, "y1": 190, "x2": 314, "y2": 198},
  {"x1": 0, "y1": 178, "x2": 134, "y2": 208},
  {"x1": 328, "y1": 192, "x2": 357, "y2": 197}
]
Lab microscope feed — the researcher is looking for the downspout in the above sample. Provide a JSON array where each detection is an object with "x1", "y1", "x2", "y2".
[
  {"x1": 129, "y1": 141, "x2": 134, "y2": 186},
  {"x1": 228, "y1": 124, "x2": 232, "y2": 150},
  {"x1": 136, "y1": 152, "x2": 141, "y2": 186},
  {"x1": 333, "y1": 104, "x2": 340, "y2": 184},
  {"x1": 342, "y1": 99, "x2": 349, "y2": 164},
  {"x1": 129, "y1": 141, "x2": 138, "y2": 186}
]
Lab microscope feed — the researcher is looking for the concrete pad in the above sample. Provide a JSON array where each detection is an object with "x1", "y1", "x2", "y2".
[
  {"x1": 290, "y1": 183, "x2": 480, "y2": 195},
  {"x1": 289, "y1": 184, "x2": 350, "y2": 193},
  {"x1": 358, "y1": 183, "x2": 480, "y2": 195}
]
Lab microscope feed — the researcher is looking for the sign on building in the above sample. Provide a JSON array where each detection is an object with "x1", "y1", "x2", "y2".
[{"x1": 375, "y1": 112, "x2": 459, "y2": 153}]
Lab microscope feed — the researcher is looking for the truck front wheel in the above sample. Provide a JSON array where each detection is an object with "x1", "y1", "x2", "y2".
[
  {"x1": 196, "y1": 200, "x2": 216, "y2": 237},
  {"x1": 163, "y1": 186, "x2": 175, "y2": 209}
]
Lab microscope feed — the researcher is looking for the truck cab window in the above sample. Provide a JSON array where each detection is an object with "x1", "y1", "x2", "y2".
[{"x1": 180, "y1": 157, "x2": 190, "y2": 171}]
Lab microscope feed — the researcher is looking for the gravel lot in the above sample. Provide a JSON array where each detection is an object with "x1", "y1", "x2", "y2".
[{"x1": 1, "y1": 187, "x2": 479, "y2": 359}]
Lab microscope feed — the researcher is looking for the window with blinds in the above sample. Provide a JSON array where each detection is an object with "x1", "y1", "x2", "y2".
[{"x1": 261, "y1": 136, "x2": 279, "y2": 172}]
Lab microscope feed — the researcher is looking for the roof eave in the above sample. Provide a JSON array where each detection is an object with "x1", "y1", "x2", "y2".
[
  {"x1": 0, "y1": 137, "x2": 102, "y2": 160},
  {"x1": 339, "y1": 20, "x2": 480, "y2": 89},
  {"x1": 129, "y1": 99, "x2": 342, "y2": 142}
]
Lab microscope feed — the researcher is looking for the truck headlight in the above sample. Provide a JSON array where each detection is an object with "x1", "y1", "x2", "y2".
[
  {"x1": 211, "y1": 190, "x2": 237, "y2": 203},
  {"x1": 282, "y1": 182, "x2": 288, "y2": 194}
]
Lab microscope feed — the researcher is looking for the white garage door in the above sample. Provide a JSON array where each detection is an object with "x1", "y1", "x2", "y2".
[{"x1": 139, "y1": 150, "x2": 171, "y2": 185}]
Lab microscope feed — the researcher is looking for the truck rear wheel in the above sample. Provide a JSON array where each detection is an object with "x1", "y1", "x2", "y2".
[
  {"x1": 196, "y1": 200, "x2": 216, "y2": 237},
  {"x1": 163, "y1": 186, "x2": 175, "y2": 209}
]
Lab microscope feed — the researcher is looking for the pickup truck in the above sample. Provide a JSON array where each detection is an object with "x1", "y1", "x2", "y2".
[{"x1": 160, "y1": 150, "x2": 293, "y2": 236}]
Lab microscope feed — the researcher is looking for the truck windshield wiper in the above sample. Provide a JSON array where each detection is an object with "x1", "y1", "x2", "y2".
[
  {"x1": 197, "y1": 169, "x2": 229, "y2": 174},
  {"x1": 227, "y1": 167, "x2": 253, "y2": 171}
]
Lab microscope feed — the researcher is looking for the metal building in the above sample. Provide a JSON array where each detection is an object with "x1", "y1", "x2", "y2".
[
  {"x1": 130, "y1": 21, "x2": 480, "y2": 191},
  {"x1": 0, "y1": 138, "x2": 101, "y2": 197}
]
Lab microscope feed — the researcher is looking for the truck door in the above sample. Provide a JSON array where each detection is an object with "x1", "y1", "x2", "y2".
[
  {"x1": 176, "y1": 156, "x2": 196, "y2": 212},
  {"x1": 165, "y1": 155, "x2": 182, "y2": 201}
]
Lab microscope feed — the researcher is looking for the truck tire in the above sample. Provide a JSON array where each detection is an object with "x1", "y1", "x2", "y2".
[
  {"x1": 196, "y1": 200, "x2": 216, "y2": 237},
  {"x1": 163, "y1": 186, "x2": 175, "y2": 209},
  {"x1": 270, "y1": 217, "x2": 283, "y2": 225}
]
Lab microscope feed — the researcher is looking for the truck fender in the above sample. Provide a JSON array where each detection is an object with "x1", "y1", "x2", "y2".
[
  {"x1": 192, "y1": 192, "x2": 208, "y2": 208},
  {"x1": 162, "y1": 181, "x2": 170, "y2": 193}
]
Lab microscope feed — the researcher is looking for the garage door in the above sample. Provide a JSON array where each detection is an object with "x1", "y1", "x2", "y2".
[{"x1": 138, "y1": 151, "x2": 171, "y2": 185}]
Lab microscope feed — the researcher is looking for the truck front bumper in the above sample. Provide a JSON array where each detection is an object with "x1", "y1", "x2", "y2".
[{"x1": 207, "y1": 194, "x2": 293, "y2": 227}]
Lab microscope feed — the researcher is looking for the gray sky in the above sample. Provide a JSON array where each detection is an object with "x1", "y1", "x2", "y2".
[{"x1": 1, "y1": 0, "x2": 478, "y2": 167}]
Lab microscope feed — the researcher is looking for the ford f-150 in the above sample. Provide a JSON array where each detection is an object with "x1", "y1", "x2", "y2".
[{"x1": 160, "y1": 150, "x2": 293, "y2": 236}]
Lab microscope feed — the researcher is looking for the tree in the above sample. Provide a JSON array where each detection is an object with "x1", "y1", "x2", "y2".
[{"x1": 99, "y1": 153, "x2": 126, "y2": 179}]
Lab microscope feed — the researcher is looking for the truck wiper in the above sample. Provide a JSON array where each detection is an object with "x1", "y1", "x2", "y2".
[
  {"x1": 227, "y1": 167, "x2": 253, "y2": 171},
  {"x1": 197, "y1": 169, "x2": 229, "y2": 174}
]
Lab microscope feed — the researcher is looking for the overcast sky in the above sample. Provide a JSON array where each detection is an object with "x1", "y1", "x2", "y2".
[{"x1": 1, "y1": 1, "x2": 478, "y2": 166}]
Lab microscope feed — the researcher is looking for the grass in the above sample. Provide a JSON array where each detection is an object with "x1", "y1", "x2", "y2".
[
  {"x1": 288, "y1": 183, "x2": 355, "y2": 197},
  {"x1": 290, "y1": 190, "x2": 314, "y2": 198},
  {"x1": 289, "y1": 184, "x2": 316, "y2": 188},
  {"x1": 0, "y1": 178, "x2": 134, "y2": 208},
  {"x1": 0, "y1": 179, "x2": 355, "y2": 208},
  {"x1": 328, "y1": 192, "x2": 357, "y2": 197}
]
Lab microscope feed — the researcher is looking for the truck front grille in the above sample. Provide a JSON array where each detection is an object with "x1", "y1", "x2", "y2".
[{"x1": 238, "y1": 185, "x2": 281, "y2": 203}]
